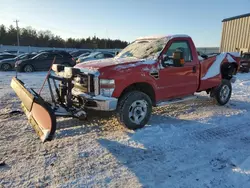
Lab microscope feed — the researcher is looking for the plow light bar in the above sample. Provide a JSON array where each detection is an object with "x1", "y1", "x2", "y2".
[
  {"x1": 52, "y1": 64, "x2": 65, "y2": 72},
  {"x1": 52, "y1": 64, "x2": 81, "y2": 78}
]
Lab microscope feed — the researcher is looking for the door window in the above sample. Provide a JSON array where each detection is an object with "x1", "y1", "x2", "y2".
[
  {"x1": 164, "y1": 41, "x2": 193, "y2": 62},
  {"x1": 37, "y1": 53, "x2": 48, "y2": 60},
  {"x1": 95, "y1": 53, "x2": 104, "y2": 59},
  {"x1": 50, "y1": 53, "x2": 63, "y2": 59},
  {"x1": 104, "y1": 53, "x2": 114, "y2": 58}
]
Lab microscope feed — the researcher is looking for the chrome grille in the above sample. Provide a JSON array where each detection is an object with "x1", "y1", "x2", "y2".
[{"x1": 73, "y1": 74, "x2": 96, "y2": 95}]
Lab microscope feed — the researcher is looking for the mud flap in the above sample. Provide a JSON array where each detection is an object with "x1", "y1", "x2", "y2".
[{"x1": 10, "y1": 77, "x2": 56, "y2": 142}]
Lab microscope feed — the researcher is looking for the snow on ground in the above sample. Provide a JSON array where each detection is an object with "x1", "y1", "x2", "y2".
[{"x1": 1, "y1": 71, "x2": 250, "y2": 187}]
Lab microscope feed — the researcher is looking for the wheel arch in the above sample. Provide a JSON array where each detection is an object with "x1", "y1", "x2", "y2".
[
  {"x1": 221, "y1": 62, "x2": 238, "y2": 80},
  {"x1": 118, "y1": 82, "x2": 156, "y2": 106},
  {"x1": 1, "y1": 63, "x2": 12, "y2": 70},
  {"x1": 22, "y1": 64, "x2": 35, "y2": 72}
]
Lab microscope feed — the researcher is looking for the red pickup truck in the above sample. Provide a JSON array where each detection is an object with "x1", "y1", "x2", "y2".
[{"x1": 11, "y1": 34, "x2": 241, "y2": 141}]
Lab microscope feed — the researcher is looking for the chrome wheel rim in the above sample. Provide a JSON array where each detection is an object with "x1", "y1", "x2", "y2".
[
  {"x1": 220, "y1": 85, "x2": 230, "y2": 102},
  {"x1": 129, "y1": 100, "x2": 148, "y2": 124},
  {"x1": 2, "y1": 64, "x2": 10, "y2": 71},
  {"x1": 24, "y1": 65, "x2": 32, "y2": 72}
]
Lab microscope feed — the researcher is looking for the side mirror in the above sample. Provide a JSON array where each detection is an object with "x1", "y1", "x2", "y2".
[
  {"x1": 161, "y1": 55, "x2": 173, "y2": 67},
  {"x1": 115, "y1": 51, "x2": 119, "y2": 56},
  {"x1": 172, "y1": 50, "x2": 184, "y2": 67}
]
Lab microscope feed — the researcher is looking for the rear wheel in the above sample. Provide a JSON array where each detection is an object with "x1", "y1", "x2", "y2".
[
  {"x1": 23, "y1": 64, "x2": 34, "y2": 72},
  {"x1": 212, "y1": 79, "x2": 232, "y2": 105},
  {"x1": 1, "y1": 63, "x2": 11, "y2": 71},
  {"x1": 117, "y1": 91, "x2": 152, "y2": 130}
]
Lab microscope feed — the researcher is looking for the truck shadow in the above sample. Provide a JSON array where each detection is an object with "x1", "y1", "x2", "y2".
[
  {"x1": 97, "y1": 107, "x2": 250, "y2": 187},
  {"x1": 53, "y1": 97, "x2": 250, "y2": 186},
  {"x1": 97, "y1": 122, "x2": 250, "y2": 187}
]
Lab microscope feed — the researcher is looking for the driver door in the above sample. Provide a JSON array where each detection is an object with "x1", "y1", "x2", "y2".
[
  {"x1": 156, "y1": 40, "x2": 199, "y2": 100},
  {"x1": 33, "y1": 53, "x2": 50, "y2": 70}
]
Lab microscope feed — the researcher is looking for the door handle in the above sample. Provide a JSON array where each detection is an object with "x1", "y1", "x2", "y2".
[{"x1": 192, "y1": 66, "x2": 196, "y2": 73}]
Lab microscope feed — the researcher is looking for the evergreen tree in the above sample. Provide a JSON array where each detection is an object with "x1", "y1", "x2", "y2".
[{"x1": 0, "y1": 24, "x2": 128, "y2": 49}]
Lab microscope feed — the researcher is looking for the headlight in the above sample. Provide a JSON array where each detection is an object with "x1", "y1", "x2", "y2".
[
  {"x1": 100, "y1": 79, "x2": 115, "y2": 97},
  {"x1": 100, "y1": 79, "x2": 115, "y2": 86}
]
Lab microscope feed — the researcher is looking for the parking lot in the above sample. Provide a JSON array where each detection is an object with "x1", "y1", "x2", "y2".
[{"x1": 1, "y1": 71, "x2": 250, "y2": 187}]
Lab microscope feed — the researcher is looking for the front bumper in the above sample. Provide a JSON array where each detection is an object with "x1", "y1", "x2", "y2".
[{"x1": 72, "y1": 88, "x2": 118, "y2": 111}]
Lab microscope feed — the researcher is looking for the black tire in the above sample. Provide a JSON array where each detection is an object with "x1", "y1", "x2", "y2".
[
  {"x1": 212, "y1": 79, "x2": 232, "y2": 105},
  {"x1": 1, "y1": 63, "x2": 11, "y2": 71},
  {"x1": 117, "y1": 91, "x2": 152, "y2": 130},
  {"x1": 23, "y1": 64, "x2": 34, "y2": 72}
]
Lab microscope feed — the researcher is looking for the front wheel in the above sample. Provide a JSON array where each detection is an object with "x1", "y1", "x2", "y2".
[
  {"x1": 117, "y1": 91, "x2": 152, "y2": 130},
  {"x1": 212, "y1": 79, "x2": 232, "y2": 105},
  {"x1": 1, "y1": 63, "x2": 11, "y2": 71},
  {"x1": 23, "y1": 64, "x2": 34, "y2": 72}
]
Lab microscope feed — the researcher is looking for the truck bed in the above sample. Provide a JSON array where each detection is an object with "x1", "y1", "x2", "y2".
[{"x1": 198, "y1": 52, "x2": 240, "y2": 91}]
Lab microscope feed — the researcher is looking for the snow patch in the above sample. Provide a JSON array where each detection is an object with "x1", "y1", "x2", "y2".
[
  {"x1": 229, "y1": 52, "x2": 241, "y2": 57},
  {"x1": 226, "y1": 54, "x2": 236, "y2": 63},
  {"x1": 142, "y1": 59, "x2": 156, "y2": 65},
  {"x1": 136, "y1": 34, "x2": 190, "y2": 41},
  {"x1": 114, "y1": 59, "x2": 156, "y2": 71},
  {"x1": 202, "y1": 53, "x2": 239, "y2": 80},
  {"x1": 201, "y1": 53, "x2": 227, "y2": 80},
  {"x1": 233, "y1": 156, "x2": 250, "y2": 174},
  {"x1": 198, "y1": 55, "x2": 204, "y2": 61}
]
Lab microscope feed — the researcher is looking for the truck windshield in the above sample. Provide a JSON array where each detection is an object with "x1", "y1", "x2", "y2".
[{"x1": 116, "y1": 38, "x2": 167, "y2": 59}]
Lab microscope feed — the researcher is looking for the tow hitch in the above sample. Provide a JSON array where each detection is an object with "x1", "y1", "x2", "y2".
[{"x1": 10, "y1": 64, "x2": 86, "y2": 142}]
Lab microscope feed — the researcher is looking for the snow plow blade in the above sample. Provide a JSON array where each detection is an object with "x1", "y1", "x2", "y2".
[{"x1": 10, "y1": 77, "x2": 56, "y2": 142}]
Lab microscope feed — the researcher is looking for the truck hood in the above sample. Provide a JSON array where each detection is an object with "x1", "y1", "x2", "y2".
[{"x1": 74, "y1": 57, "x2": 156, "y2": 72}]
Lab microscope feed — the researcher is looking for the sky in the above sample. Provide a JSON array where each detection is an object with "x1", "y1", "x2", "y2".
[{"x1": 0, "y1": 0, "x2": 250, "y2": 47}]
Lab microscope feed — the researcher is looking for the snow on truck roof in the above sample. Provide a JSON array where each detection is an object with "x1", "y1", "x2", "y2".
[{"x1": 136, "y1": 34, "x2": 190, "y2": 40}]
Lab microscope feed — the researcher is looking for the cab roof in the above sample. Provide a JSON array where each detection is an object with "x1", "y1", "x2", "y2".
[{"x1": 136, "y1": 34, "x2": 191, "y2": 41}]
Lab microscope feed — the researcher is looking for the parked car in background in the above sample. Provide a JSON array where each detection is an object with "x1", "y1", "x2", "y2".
[
  {"x1": 0, "y1": 53, "x2": 16, "y2": 60},
  {"x1": 0, "y1": 53, "x2": 36, "y2": 71},
  {"x1": 15, "y1": 51, "x2": 76, "y2": 72},
  {"x1": 239, "y1": 52, "x2": 250, "y2": 72},
  {"x1": 73, "y1": 52, "x2": 91, "y2": 62},
  {"x1": 4, "y1": 50, "x2": 25, "y2": 55},
  {"x1": 70, "y1": 50, "x2": 92, "y2": 58},
  {"x1": 76, "y1": 51, "x2": 115, "y2": 63},
  {"x1": 206, "y1": 52, "x2": 220, "y2": 57}
]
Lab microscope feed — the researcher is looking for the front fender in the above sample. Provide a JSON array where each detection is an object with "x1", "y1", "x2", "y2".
[{"x1": 112, "y1": 71, "x2": 158, "y2": 98}]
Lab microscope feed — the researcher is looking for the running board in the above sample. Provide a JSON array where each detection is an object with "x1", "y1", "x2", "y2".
[{"x1": 156, "y1": 95, "x2": 198, "y2": 106}]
